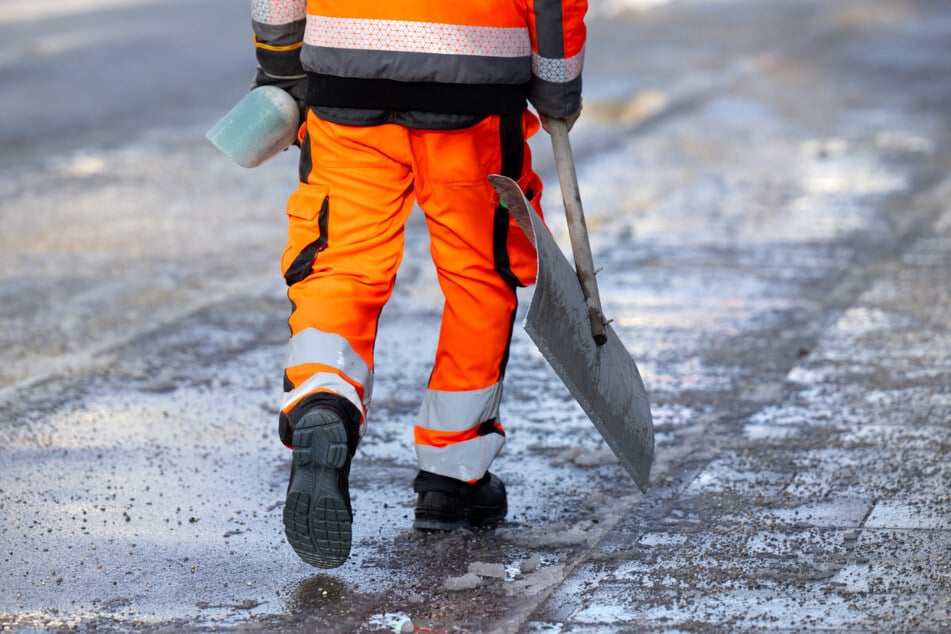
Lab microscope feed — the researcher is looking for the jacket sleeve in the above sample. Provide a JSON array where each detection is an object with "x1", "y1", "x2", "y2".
[
  {"x1": 251, "y1": 0, "x2": 307, "y2": 80},
  {"x1": 528, "y1": 0, "x2": 587, "y2": 118}
]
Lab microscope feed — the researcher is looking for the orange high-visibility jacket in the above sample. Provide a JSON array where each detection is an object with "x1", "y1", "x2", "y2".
[{"x1": 252, "y1": 0, "x2": 587, "y2": 125}]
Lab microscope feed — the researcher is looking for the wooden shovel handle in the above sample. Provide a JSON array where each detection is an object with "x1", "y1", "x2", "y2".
[{"x1": 549, "y1": 118, "x2": 608, "y2": 346}]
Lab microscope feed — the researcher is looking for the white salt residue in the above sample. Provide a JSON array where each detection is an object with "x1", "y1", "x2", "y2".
[
  {"x1": 442, "y1": 572, "x2": 482, "y2": 592},
  {"x1": 365, "y1": 612, "x2": 413, "y2": 633}
]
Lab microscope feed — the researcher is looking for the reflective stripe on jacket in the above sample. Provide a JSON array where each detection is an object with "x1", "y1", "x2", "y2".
[{"x1": 252, "y1": 0, "x2": 587, "y2": 126}]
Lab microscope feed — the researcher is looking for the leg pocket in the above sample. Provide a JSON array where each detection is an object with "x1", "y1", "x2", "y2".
[{"x1": 282, "y1": 183, "x2": 330, "y2": 286}]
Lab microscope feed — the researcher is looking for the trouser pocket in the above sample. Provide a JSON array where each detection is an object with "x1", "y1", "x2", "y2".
[{"x1": 282, "y1": 183, "x2": 329, "y2": 286}]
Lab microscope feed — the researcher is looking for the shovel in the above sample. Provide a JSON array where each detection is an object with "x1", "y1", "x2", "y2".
[{"x1": 489, "y1": 118, "x2": 654, "y2": 492}]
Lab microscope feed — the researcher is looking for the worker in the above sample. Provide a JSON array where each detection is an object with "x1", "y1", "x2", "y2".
[{"x1": 250, "y1": 0, "x2": 586, "y2": 568}]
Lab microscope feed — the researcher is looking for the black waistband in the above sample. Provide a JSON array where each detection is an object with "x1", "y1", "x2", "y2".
[{"x1": 306, "y1": 73, "x2": 528, "y2": 115}]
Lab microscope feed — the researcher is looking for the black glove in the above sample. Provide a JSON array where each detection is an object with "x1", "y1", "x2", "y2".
[{"x1": 252, "y1": 67, "x2": 308, "y2": 132}]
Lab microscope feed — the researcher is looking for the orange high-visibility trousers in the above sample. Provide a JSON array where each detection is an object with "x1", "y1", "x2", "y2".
[{"x1": 279, "y1": 110, "x2": 544, "y2": 482}]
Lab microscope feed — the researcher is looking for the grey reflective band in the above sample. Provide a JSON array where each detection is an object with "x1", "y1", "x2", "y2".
[
  {"x1": 415, "y1": 435, "x2": 505, "y2": 482},
  {"x1": 285, "y1": 328, "x2": 373, "y2": 404},
  {"x1": 282, "y1": 372, "x2": 366, "y2": 429},
  {"x1": 532, "y1": 48, "x2": 585, "y2": 83},
  {"x1": 417, "y1": 384, "x2": 502, "y2": 432}
]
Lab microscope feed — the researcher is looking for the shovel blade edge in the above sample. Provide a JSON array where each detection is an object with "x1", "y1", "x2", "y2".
[{"x1": 490, "y1": 175, "x2": 654, "y2": 492}]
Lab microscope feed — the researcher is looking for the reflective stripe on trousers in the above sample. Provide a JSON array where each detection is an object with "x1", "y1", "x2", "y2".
[
  {"x1": 281, "y1": 328, "x2": 373, "y2": 422},
  {"x1": 414, "y1": 384, "x2": 505, "y2": 483},
  {"x1": 282, "y1": 110, "x2": 543, "y2": 478}
]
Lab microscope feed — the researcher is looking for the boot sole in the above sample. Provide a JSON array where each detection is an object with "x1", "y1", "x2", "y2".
[
  {"x1": 283, "y1": 410, "x2": 351, "y2": 568},
  {"x1": 412, "y1": 516, "x2": 470, "y2": 532},
  {"x1": 470, "y1": 506, "x2": 507, "y2": 528},
  {"x1": 412, "y1": 516, "x2": 505, "y2": 531},
  {"x1": 413, "y1": 508, "x2": 506, "y2": 531}
]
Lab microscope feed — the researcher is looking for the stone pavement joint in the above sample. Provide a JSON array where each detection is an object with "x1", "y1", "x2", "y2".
[{"x1": 528, "y1": 181, "x2": 951, "y2": 633}]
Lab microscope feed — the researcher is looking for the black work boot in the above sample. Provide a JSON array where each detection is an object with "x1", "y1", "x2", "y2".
[
  {"x1": 413, "y1": 470, "x2": 507, "y2": 531},
  {"x1": 283, "y1": 397, "x2": 360, "y2": 568}
]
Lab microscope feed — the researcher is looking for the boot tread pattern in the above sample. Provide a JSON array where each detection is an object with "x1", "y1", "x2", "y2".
[{"x1": 283, "y1": 410, "x2": 351, "y2": 568}]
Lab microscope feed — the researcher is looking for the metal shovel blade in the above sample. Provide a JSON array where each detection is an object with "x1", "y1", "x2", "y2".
[{"x1": 490, "y1": 175, "x2": 654, "y2": 492}]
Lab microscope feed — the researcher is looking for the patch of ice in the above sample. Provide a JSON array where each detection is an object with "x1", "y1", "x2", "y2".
[
  {"x1": 55, "y1": 154, "x2": 107, "y2": 178},
  {"x1": 864, "y1": 502, "x2": 948, "y2": 530},
  {"x1": 768, "y1": 499, "x2": 874, "y2": 528},
  {"x1": 684, "y1": 456, "x2": 791, "y2": 496},
  {"x1": 365, "y1": 612, "x2": 413, "y2": 634},
  {"x1": 556, "y1": 445, "x2": 619, "y2": 467},
  {"x1": 520, "y1": 555, "x2": 541, "y2": 574},
  {"x1": 830, "y1": 306, "x2": 910, "y2": 337},
  {"x1": 506, "y1": 564, "x2": 566, "y2": 596},
  {"x1": 650, "y1": 402, "x2": 695, "y2": 428},
  {"x1": 523, "y1": 622, "x2": 566, "y2": 634},
  {"x1": 468, "y1": 561, "x2": 506, "y2": 579},
  {"x1": 514, "y1": 522, "x2": 597, "y2": 547},
  {"x1": 786, "y1": 365, "x2": 827, "y2": 385},
  {"x1": 874, "y1": 130, "x2": 933, "y2": 153},
  {"x1": 744, "y1": 422, "x2": 800, "y2": 441},
  {"x1": 829, "y1": 563, "x2": 872, "y2": 593},
  {"x1": 442, "y1": 572, "x2": 483, "y2": 592},
  {"x1": 638, "y1": 532, "x2": 687, "y2": 547}
]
